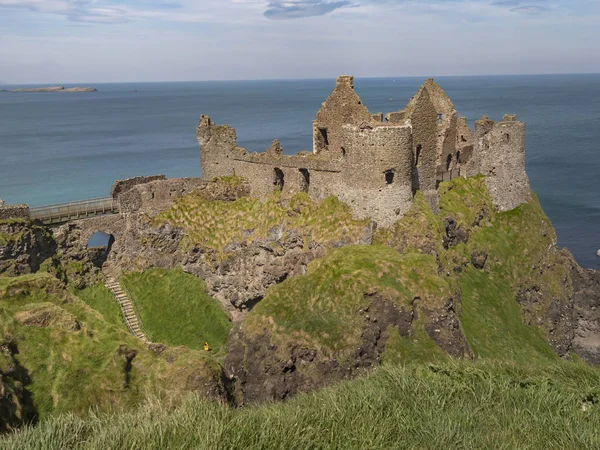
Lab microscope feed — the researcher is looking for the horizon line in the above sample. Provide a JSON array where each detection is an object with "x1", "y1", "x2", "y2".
[{"x1": 1, "y1": 71, "x2": 599, "y2": 87}]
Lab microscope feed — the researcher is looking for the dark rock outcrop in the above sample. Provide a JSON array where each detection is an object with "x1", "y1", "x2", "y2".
[
  {"x1": 0, "y1": 221, "x2": 56, "y2": 276},
  {"x1": 224, "y1": 292, "x2": 470, "y2": 405}
]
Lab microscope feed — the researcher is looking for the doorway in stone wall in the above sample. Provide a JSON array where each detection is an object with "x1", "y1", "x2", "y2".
[
  {"x1": 86, "y1": 231, "x2": 115, "y2": 267},
  {"x1": 273, "y1": 168, "x2": 284, "y2": 191},
  {"x1": 299, "y1": 169, "x2": 310, "y2": 193}
]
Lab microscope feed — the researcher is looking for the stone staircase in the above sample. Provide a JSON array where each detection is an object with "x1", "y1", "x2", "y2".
[{"x1": 105, "y1": 276, "x2": 148, "y2": 341}]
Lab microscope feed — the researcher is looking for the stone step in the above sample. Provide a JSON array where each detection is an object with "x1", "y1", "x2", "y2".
[{"x1": 104, "y1": 277, "x2": 149, "y2": 342}]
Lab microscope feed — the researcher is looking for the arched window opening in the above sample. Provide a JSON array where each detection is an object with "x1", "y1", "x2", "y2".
[
  {"x1": 385, "y1": 169, "x2": 395, "y2": 185},
  {"x1": 415, "y1": 144, "x2": 422, "y2": 167},
  {"x1": 505, "y1": 133, "x2": 510, "y2": 143},
  {"x1": 299, "y1": 168, "x2": 310, "y2": 193},
  {"x1": 315, "y1": 127, "x2": 329, "y2": 154},
  {"x1": 273, "y1": 168, "x2": 284, "y2": 191},
  {"x1": 456, "y1": 151, "x2": 461, "y2": 164},
  {"x1": 437, "y1": 113, "x2": 444, "y2": 125},
  {"x1": 86, "y1": 232, "x2": 115, "y2": 267},
  {"x1": 446, "y1": 154, "x2": 452, "y2": 171}
]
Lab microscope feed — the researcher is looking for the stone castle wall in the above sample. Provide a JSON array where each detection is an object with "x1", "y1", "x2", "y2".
[
  {"x1": 198, "y1": 75, "x2": 532, "y2": 227},
  {"x1": 478, "y1": 114, "x2": 531, "y2": 211},
  {"x1": 110, "y1": 175, "x2": 167, "y2": 199},
  {"x1": 0, "y1": 205, "x2": 30, "y2": 221}
]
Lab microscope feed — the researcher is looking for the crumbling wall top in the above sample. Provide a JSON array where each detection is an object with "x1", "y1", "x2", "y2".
[
  {"x1": 0, "y1": 204, "x2": 30, "y2": 221},
  {"x1": 110, "y1": 175, "x2": 167, "y2": 199}
]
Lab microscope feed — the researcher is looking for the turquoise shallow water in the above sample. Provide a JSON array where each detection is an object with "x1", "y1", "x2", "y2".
[{"x1": 0, "y1": 75, "x2": 598, "y2": 268}]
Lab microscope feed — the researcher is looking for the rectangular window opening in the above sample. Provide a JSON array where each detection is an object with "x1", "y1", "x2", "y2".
[{"x1": 299, "y1": 168, "x2": 310, "y2": 193}]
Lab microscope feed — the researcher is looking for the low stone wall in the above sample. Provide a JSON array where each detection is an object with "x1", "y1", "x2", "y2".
[
  {"x1": 118, "y1": 177, "x2": 206, "y2": 214},
  {"x1": 110, "y1": 175, "x2": 167, "y2": 199},
  {"x1": 0, "y1": 205, "x2": 30, "y2": 221}
]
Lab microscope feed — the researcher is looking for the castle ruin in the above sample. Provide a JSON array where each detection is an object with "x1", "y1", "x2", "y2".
[{"x1": 197, "y1": 76, "x2": 531, "y2": 227}]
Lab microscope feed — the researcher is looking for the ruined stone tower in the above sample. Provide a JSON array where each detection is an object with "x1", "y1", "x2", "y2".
[
  {"x1": 473, "y1": 114, "x2": 531, "y2": 211},
  {"x1": 197, "y1": 75, "x2": 531, "y2": 227}
]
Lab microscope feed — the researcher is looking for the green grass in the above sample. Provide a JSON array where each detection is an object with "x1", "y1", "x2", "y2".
[
  {"x1": 373, "y1": 176, "x2": 570, "y2": 364},
  {"x1": 3, "y1": 359, "x2": 600, "y2": 449},
  {"x1": 121, "y1": 269, "x2": 231, "y2": 353},
  {"x1": 0, "y1": 273, "x2": 223, "y2": 421},
  {"x1": 244, "y1": 245, "x2": 452, "y2": 362},
  {"x1": 74, "y1": 284, "x2": 128, "y2": 332},
  {"x1": 153, "y1": 191, "x2": 370, "y2": 258}
]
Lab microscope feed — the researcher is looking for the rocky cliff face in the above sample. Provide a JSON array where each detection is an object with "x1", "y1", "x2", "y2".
[
  {"x1": 49, "y1": 177, "x2": 374, "y2": 316},
  {"x1": 0, "y1": 220, "x2": 56, "y2": 276},
  {"x1": 221, "y1": 176, "x2": 600, "y2": 404},
  {"x1": 0, "y1": 338, "x2": 37, "y2": 433},
  {"x1": 2, "y1": 175, "x2": 600, "y2": 409}
]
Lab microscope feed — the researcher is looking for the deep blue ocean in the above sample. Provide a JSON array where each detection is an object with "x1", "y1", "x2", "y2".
[{"x1": 0, "y1": 75, "x2": 598, "y2": 268}]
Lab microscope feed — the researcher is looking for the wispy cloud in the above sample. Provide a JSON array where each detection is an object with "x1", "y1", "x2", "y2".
[
  {"x1": 510, "y1": 5, "x2": 549, "y2": 14},
  {"x1": 264, "y1": 0, "x2": 352, "y2": 19},
  {"x1": 0, "y1": 0, "x2": 192, "y2": 23},
  {"x1": 0, "y1": 0, "x2": 127, "y2": 23},
  {"x1": 491, "y1": 0, "x2": 550, "y2": 15}
]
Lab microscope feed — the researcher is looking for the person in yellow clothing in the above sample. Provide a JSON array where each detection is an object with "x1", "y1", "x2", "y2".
[{"x1": 203, "y1": 342, "x2": 210, "y2": 351}]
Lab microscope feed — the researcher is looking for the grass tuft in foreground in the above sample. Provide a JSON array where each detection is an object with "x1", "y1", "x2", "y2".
[{"x1": 3, "y1": 359, "x2": 600, "y2": 450}]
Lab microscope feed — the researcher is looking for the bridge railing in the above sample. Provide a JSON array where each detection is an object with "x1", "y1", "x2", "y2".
[{"x1": 30, "y1": 197, "x2": 118, "y2": 223}]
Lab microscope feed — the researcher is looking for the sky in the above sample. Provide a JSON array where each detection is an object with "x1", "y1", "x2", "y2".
[{"x1": 0, "y1": 0, "x2": 599, "y2": 83}]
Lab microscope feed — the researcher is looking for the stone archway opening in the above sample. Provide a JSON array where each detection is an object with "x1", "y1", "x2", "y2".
[
  {"x1": 299, "y1": 169, "x2": 310, "y2": 193},
  {"x1": 273, "y1": 168, "x2": 285, "y2": 191},
  {"x1": 86, "y1": 231, "x2": 115, "y2": 267}
]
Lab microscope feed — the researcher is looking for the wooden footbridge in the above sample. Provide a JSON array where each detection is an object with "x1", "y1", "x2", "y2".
[{"x1": 30, "y1": 197, "x2": 118, "y2": 225}]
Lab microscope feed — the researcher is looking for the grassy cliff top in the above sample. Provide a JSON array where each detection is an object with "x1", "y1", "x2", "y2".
[
  {"x1": 239, "y1": 175, "x2": 573, "y2": 366},
  {"x1": 153, "y1": 190, "x2": 370, "y2": 258},
  {"x1": 0, "y1": 273, "x2": 224, "y2": 421},
  {"x1": 4, "y1": 359, "x2": 600, "y2": 449}
]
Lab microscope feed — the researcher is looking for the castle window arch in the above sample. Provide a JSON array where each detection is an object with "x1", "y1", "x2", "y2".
[
  {"x1": 456, "y1": 151, "x2": 461, "y2": 164},
  {"x1": 273, "y1": 168, "x2": 284, "y2": 191},
  {"x1": 415, "y1": 144, "x2": 422, "y2": 167},
  {"x1": 446, "y1": 154, "x2": 452, "y2": 171},
  {"x1": 385, "y1": 169, "x2": 395, "y2": 185},
  {"x1": 315, "y1": 127, "x2": 329, "y2": 154},
  {"x1": 299, "y1": 168, "x2": 310, "y2": 193},
  {"x1": 437, "y1": 113, "x2": 444, "y2": 125}
]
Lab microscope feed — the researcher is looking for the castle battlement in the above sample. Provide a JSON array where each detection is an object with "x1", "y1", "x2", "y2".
[{"x1": 197, "y1": 76, "x2": 531, "y2": 226}]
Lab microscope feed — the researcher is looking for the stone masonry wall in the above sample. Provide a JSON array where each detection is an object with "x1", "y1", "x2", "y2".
[
  {"x1": 198, "y1": 75, "x2": 532, "y2": 227},
  {"x1": 406, "y1": 88, "x2": 438, "y2": 195},
  {"x1": 336, "y1": 124, "x2": 414, "y2": 226},
  {"x1": 478, "y1": 114, "x2": 531, "y2": 211},
  {"x1": 118, "y1": 178, "x2": 206, "y2": 214},
  {"x1": 110, "y1": 175, "x2": 166, "y2": 199},
  {"x1": 0, "y1": 205, "x2": 30, "y2": 221},
  {"x1": 313, "y1": 76, "x2": 373, "y2": 157}
]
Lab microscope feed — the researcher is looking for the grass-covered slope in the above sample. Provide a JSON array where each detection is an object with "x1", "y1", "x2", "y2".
[
  {"x1": 379, "y1": 175, "x2": 574, "y2": 363},
  {"x1": 3, "y1": 360, "x2": 600, "y2": 450},
  {"x1": 244, "y1": 245, "x2": 452, "y2": 362},
  {"x1": 75, "y1": 284, "x2": 128, "y2": 332},
  {"x1": 226, "y1": 176, "x2": 579, "y2": 403},
  {"x1": 0, "y1": 273, "x2": 225, "y2": 422},
  {"x1": 121, "y1": 269, "x2": 231, "y2": 353},
  {"x1": 154, "y1": 189, "x2": 370, "y2": 258}
]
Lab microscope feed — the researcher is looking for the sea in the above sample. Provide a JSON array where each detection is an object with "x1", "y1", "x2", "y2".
[{"x1": 0, "y1": 74, "x2": 598, "y2": 269}]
